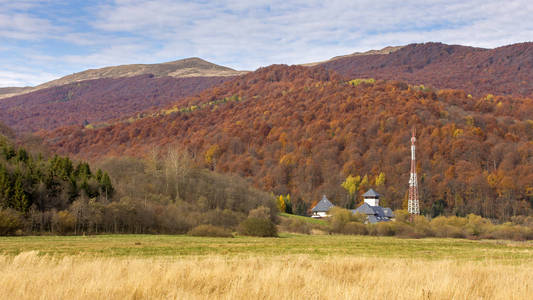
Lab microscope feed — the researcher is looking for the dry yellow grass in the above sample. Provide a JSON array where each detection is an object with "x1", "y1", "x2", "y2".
[{"x1": 1, "y1": 251, "x2": 532, "y2": 300}]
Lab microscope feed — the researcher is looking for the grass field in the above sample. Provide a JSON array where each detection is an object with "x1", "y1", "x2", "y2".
[
  {"x1": 1, "y1": 234, "x2": 532, "y2": 262},
  {"x1": 1, "y1": 234, "x2": 533, "y2": 299},
  {"x1": 279, "y1": 212, "x2": 328, "y2": 225}
]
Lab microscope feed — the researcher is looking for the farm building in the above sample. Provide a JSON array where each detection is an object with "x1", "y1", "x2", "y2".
[
  {"x1": 311, "y1": 195, "x2": 334, "y2": 218},
  {"x1": 352, "y1": 189, "x2": 394, "y2": 223}
]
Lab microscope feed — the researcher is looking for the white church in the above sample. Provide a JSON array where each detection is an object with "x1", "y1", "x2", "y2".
[{"x1": 311, "y1": 189, "x2": 394, "y2": 223}]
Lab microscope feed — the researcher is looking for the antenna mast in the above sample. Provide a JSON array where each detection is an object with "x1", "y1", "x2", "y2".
[{"x1": 408, "y1": 127, "x2": 420, "y2": 218}]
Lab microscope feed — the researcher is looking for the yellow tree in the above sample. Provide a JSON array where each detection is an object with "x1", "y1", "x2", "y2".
[
  {"x1": 341, "y1": 175, "x2": 361, "y2": 208},
  {"x1": 375, "y1": 172, "x2": 386, "y2": 186},
  {"x1": 205, "y1": 144, "x2": 221, "y2": 170},
  {"x1": 361, "y1": 175, "x2": 369, "y2": 190},
  {"x1": 277, "y1": 195, "x2": 286, "y2": 212}
]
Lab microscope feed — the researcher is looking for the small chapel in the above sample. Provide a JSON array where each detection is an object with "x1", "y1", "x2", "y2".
[{"x1": 352, "y1": 189, "x2": 394, "y2": 223}]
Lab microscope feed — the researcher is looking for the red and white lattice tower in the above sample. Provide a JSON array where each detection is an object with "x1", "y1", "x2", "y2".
[{"x1": 408, "y1": 127, "x2": 420, "y2": 216}]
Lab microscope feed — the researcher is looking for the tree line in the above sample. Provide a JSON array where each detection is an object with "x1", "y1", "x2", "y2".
[{"x1": 0, "y1": 134, "x2": 276, "y2": 235}]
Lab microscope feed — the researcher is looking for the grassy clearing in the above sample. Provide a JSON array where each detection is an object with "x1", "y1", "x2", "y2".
[
  {"x1": 279, "y1": 213, "x2": 327, "y2": 225},
  {"x1": 1, "y1": 234, "x2": 533, "y2": 263}
]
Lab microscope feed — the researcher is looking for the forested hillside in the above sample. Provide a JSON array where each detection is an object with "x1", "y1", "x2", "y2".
[
  {"x1": 42, "y1": 65, "x2": 533, "y2": 220},
  {"x1": 0, "y1": 131, "x2": 275, "y2": 235},
  {"x1": 0, "y1": 75, "x2": 232, "y2": 133},
  {"x1": 320, "y1": 42, "x2": 533, "y2": 97}
]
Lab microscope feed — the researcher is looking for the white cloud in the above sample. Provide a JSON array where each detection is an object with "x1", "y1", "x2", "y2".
[
  {"x1": 88, "y1": 0, "x2": 533, "y2": 70},
  {"x1": 1, "y1": 0, "x2": 532, "y2": 86},
  {"x1": 0, "y1": 70, "x2": 57, "y2": 88},
  {"x1": 0, "y1": 12, "x2": 59, "y2": 40}
]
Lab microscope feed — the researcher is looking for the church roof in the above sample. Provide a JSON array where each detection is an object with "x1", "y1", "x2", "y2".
[
  {"x1": 352, "y1": 202, "x2": 375, "y2": 215},
  {"x1": 352, "y1": 202, "x2": 393, "y2": 222},
  {"x1": 311, "y1": 195, "x2": 334, "y2": 212},
  {"x1": 382, "y1": 207, "x2": 394, "y2": 218},
  {"x1": 362, "y1": 189, "x2": 380, "y2": 197}
]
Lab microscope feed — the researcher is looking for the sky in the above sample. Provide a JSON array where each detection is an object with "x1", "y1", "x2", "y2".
[{"x1": 0, "y1": 0, "x2": 532, "y2": 87}]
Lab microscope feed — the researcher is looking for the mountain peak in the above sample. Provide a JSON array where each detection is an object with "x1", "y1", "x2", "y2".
[{"x1": 0, "y1": 57, "x2": 247, "y2": 100}]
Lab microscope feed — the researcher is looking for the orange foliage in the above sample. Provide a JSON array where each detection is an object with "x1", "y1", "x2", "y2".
[{"x1": 41, "y1": 65, "x2": 533, "y2": 219}]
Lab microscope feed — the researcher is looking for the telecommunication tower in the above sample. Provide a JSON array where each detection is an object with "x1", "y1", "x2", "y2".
[{"x1": 408, "y1": 127, "x2": 420, "y2": 218}]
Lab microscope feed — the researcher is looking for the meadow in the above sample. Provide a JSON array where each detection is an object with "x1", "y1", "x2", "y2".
[{"x1": 1, "y1": 234, "x2": 533, "y2": 299}]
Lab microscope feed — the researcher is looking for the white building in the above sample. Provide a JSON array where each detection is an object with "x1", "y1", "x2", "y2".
[
  {"x1": 352, "y1": 189, "x2": 394, "y2": 223},
  {"x1": 311, "y1": 195, "x2": 334, "y2": 218}
]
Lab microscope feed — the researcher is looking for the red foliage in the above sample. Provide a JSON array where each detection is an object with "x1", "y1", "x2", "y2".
[
  {"x1": 0, "y1": 75, "x2": 232, "y2": 133},
  {"x1": 321, "y1": 42, "x2": 533, "y2": 97},
  {"x1": 41, "y1": 65, "x2": 533, "y2": 219}
]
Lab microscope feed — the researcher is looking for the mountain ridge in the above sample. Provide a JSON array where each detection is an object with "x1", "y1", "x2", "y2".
[
  {"x1": 318, "y1": 42, "x2": 533, "y2": 96},
  {"x1": 0, "y1": 57, "x2": 247, "y2": 99}
]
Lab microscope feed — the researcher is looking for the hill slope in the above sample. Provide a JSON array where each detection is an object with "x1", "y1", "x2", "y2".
[
  {"x1": 37, "y1": 57, "x2": 246, "y2": 89},
  {"x1": 0, "y1": 75, "x2": 232, "y2": 133},
  {"x1": 0, "y1": 87, "x2": 32, "y2": 98},
  {"x1": 41, "y1": 65, "x2": 533, "y2": 219},
  {"x1": 0, "y1": 57, "x2": 246, "y2": 100},
  {"x1": 318, "y1": 42, "x2": 533, "y2": 97}
]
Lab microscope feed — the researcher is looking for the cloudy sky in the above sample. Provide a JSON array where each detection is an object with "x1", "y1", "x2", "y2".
[{"x1": 1, "y1": 0, "x2": 532, "y2": 87}]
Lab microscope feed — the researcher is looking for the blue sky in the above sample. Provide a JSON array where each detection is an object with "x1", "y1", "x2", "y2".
[{"x1": 1, "y1": 0, "x2": 532, "y2": 87}]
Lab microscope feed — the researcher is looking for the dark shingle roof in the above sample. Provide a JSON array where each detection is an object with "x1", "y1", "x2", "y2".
[
  {"x1": 352, "y1": 202, "x2": 393, "y2": 223},
  {"x1": 352, "y1": 203, "x2": 375, "y2": 215},
  {"x1": 362, "y1": 189, "x2": 380, "y2": 198},
  {"x1": 311, "y1": 195, "x2": 334, "y2": 212},
  {"x1": 371, "y1": 205, "x2": 386, "y2": 217},
  {"x1": 383, "y1": 208, "x2": 394, "y2": 218}
]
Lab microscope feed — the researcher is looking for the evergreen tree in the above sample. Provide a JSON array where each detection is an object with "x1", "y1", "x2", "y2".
[
  {"x1": 100, "y1": 172, "x2": 114, "y2": 199},
  {"x1": 2, "y1": 145, "x2": 15, "y2": 160},
  {"x1": 16, "y1": 148, "x2": 29, "y2": 163},
  {"x1": 75, "y1": 162, "x2": 91, "y2": 180},
  {"x1": 0, "y1": 166, "x2": 10, "y2": 208},
  {"x1": 12, "y1": 175, "x2": 29, "y2": 212}
]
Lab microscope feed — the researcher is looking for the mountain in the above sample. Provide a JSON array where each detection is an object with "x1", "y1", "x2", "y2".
[
  {"x1": 0, "y1": 87, "x2": 32, "y2": 98},
  {"x1": 0, "y1": 57, "x2": 247, "y2": 100},
  {"x1": 41, "y1": 65, "x2": 533, "y2": 220},
  {"x1": 0, "y1": 74, "x2": 233, "y2": 133},
  {"x1": 0, "y1": 57, "x2": 247, "y2": 133},
  {"x1": 316, "y1": 42, "x2": 533, "y2": 97},
  {"x1": 35, "y1": 57, "x2": 247, "y2": 89},
  {"x1": 302, "y1": 46, "x2": 404, "y2": 66}
]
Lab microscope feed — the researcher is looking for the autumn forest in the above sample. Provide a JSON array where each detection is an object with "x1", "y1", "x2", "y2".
[
  {"x1": 40, "y1": 64, "x2": 533, "y2": 220},
  {"x1": 0, "y1": 42, "x2": 532, "y2": 238}
]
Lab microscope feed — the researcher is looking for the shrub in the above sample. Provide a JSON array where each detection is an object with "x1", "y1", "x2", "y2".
[
  {"x1": 203, "y1": 209, "x2": 243, "y2": 229},
  {"x1": 328, "y1": 207, "x2": 366, "y2": 233},
  {"x1": 329, "y1": 207, "x2": 352, "y2": 233},
  {"x1": 280, "y1": 218, "x2": 311, "y2": 234},
  {"x1": 464, "y1": 214, "x2": 491, "y2": 238},
  {"x1": 238, "y1": 217, "x2": 278, "y2": 237},
  {"x1": 188, "y1": 224, "x2": 233, "y2": 238},
  {"x1": 342, "y1": 222, "x2": 367, "y2": 235},
  {"x1": 387, "y1": 223, "x2": 411, "y2": 238},
  {"x1": 431, "y1": 217, "x2": 465, "y2": 238},
  {"x1": 52, "y1": 210, "x2": 76, "y2": 234},
  {"x1": 0, "y1": 209, "x2": 24, "y2": 236},
  {"x1": 375, "y1": 222, "x2": 396, "y2": 236},
  {"x1": 393, "y1": 209, "x2": 409, "y2": 222},
  {"x1": 413, "y1": 215, "x2": 434, "y2": 237},
  {"x1": 249, "y1": 206, "x2": 271, "y2": 220},
  {"x1": 485, "y1": 224, "x2": 533, "y2": 241}
]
